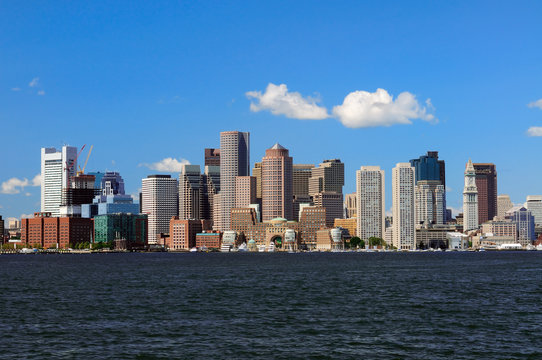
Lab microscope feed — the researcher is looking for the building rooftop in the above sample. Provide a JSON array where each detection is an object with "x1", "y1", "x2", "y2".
[{"x1": 270, "y1": 143, "x2": 286, "y2": 150}]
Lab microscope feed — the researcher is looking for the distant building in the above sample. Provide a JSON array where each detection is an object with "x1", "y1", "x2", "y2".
[
  {"x1": 416, "y1": 223, "x2": 461, "y2": 249},
  {"x1": 261, "y1": 143, "x2": 293, "y2": 221},
  {"x1": 356, "y1": 166, "x2": 385, "y2": 241},
  {"x1": 93, "y1": 213, "x2": 147, "y2": 249},
  {"x1": 509, "y1": 207, "x2": 536, "y2": 246},
  {"x1": 41, "y1": 146, "x2": 78, "y2": 217},
  {"x1": 196, "y1": 232, "x2": 222, "y2": 249},
  {"x1": 21, "y1": 212, "x2": 93, "y2": 248},
  {"x1": 308, "y1": 159, "x2": 344, "y2": 196},
  {"x1": 293, "y1": 195, "x2": 312, "y2": 222},
  {"x1": 415, "y1": 180, "x2": 445, "y2": 225},
  {"x1": 334, "y1": 218, "x2": 357, "y2": 238},
  {"x1": 497, "y1": 194, "x2": 513, "y2": 219},
  {"x1": 178, "y1": 165, "x2": 203, "y2": 220},
  {"x1": 0, "y1": 216, "x2": 4, "y2": 244},
  {"x1": 525, "y1": 195, "x2": 542, "y2": 226},
  {"x1": 235, "y1": 176, "x2": 257, "y2": 208},
  {"x1": 202, "y1": 165, "x2": 220, "y2": 221},
  {"x1": 392, "y1": 163, "x2": 415, "y2": 250},
  {"x1": 410, "y1": 151, "x2": 446, "y2": 222},
  {"x1": 168, "y1": 218, "x2": 203, "y2": 250},
  {"x1": 463, "y1": 160, "x2": 479, "y2": 232},
  {"x1": 252, "y1": 162, "x2": 262, "y2": 200},
  {"x1": 81, "y1": 171, "x2": 138, "y2": 218},
  {"x1": 220, "y1": 131, "x2": 250, "y2": 231},
  {"x1": 344, "y1": 192, "x2": 357, "y2": 219},
  {"x1": 204, "y1": 148, "x2": 220, "y2": 167},
  {"x1": 316, "y1": 228, "x2": 345, "y2": 251},
  {"x1": 298, "y1": 206, "x2": 327, "y2": 250},
  {"x1": 313, "y1": 192, "x2": 343, "y2": 228},
  {"x1": 481, "y1": 219, "x2": 517, "y2": 242},
  {"x1": 293, "y1": 164, "x2": 314, "y2": 197},
  {"x1": 473, "y1": 163, "x2": 497, "y2": 224},
  {"x1": 142, "y1": 175, "x2": 178, "y2": 244},
  {"x1": 231, "y1": 207, "x2": 259, "y2": 237}
]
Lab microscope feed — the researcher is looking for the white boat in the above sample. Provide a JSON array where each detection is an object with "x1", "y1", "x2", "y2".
[
  {"x1": 20, "y1": 248, "x2": 34, "y2": 254},
  {"x1": 238, "y1": 243, "x2": 247, "y2": 252},
  {"x1": 189, "y1": 247, "x2": 198, "y2": 252},
  {"x1": 267, "y1": 242, "x2": 275, "y2": 252}
]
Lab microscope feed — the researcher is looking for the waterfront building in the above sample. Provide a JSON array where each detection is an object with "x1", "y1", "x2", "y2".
[
  {"x1": 293, "y1": 195, "x2": 312, "y2": 222},
  {"x1": 168, "y1": 217, "x2": 203, "y2": 250},
  {"x1": 525, "y1": 195, "x2": 542, "y2": 226},
  {"x1": 219, "y1": 131, "x2": 250, "y2": 231},
  {"x1": 334, "y1": 218, "x2": 357, "y2": 237},
  {"x1": 481, "y1": 219, "x2": 517, "y2": 242},
  {"x1": 41, "y1": 146, "x2": 78, "y2": 217},
  {"x1": 93, "y1": 213, "x2": 147, "y2": 249},
  {"x1": 497, "y1": 194, "x2": 514, "y2": 219},
  {"x1": 509, "y1": 207, "x2": 536, "y2": 246},
  {"x1": 231, "y1": 207, "x2": 259, "y2": 237},
  {"x1": 196, "y1": 232, "x2": 222, "y2": 249},
  {"x1": 235, "y1": 176, "x2": 257, "y2": 208},
  {"x1": 0, "y1": 216, "x2": 4, "y2": 244},
  {"x1": 356, "y1": 166, "x2": 385, "y2": 241},
  {"x1": 293, "y1": 164, "x2": 314, "y2": 197},
  {"x1": 344, "y1": 192, "x2": 357, "y2": 219},
  {"x1": 21, "y1": 212, "x2": 93, "y2": 248},
  {"x1": 392, "y1": 163, "x2": 415, "y2": 250},
  {"x1": 204, "y1": 148, "x2": 220, "y2": 167},
  {"x1": 415, "y1": 180, "x2": 445, "y2": 225},
  {"x1": 416, "y1": 223, "x2": 461, "y2": 249},
  {"x1": 316, "y1": 228, "x2": 345, "y2": 251},
  {"x1": 473, "y1": 163, "x2": 497, "y2": 224},
  {"x1": 142, "y1": 175, "x2": 178, "y2": 244},
  {"x1": 261, "y1": 143, "x2": 293, "y2": 221},
  {"x1": 313, "y1": 192, "x2": 343, "y2": 228},
  {"x1": 299, "y1": 206, "x2": 327, "y2": 250},
  {"x1": 463, "y1": 160, "x2": 479, "y2": 232},
  {"x1": 178, "y1": 165, "x2": 203, "y2": 220}
]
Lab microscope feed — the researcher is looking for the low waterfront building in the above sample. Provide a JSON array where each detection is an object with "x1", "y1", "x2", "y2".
[
  {"x1": 316, "y1": 228, "x2": 345, "y2": 251},
  {"x1": 416, "y1": 223, "x2": 460, "y2": 249},
  {"x1": 168, "y1": 217, "x2": 204, "y2": 251},
  {"x1": 21, "y1": 212, "x2": 93, "y2": 248},
  {"x1": 334, "y1": 218, "x2": 357, "y2": 237},
  {"x1": 195, "y1": 232, "x2": 222, "y2": 249},
  {"x1": 93, "y1": 213, "x2": 148, "y2": 249}
]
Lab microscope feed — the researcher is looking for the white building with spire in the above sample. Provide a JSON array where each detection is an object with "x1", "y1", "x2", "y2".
[{"x1": 463, "y1": 159, "x2": 479, "y2": 232}]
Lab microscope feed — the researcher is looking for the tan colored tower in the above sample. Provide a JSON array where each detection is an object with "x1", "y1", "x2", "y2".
[
  {"x1": 235, "y1": 176, "x2": 257, "y2": 208},
  {"x1": 262, "y1": 143, "x2": 293, "y2": 221}
]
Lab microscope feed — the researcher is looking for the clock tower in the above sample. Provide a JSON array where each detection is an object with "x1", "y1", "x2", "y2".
[{"x1": 463, "y1": 159, "x2": 479, "y2": 232}]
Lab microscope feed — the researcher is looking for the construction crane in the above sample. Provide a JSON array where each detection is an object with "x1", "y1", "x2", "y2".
[{"x1": 77, "y1": 145, "x2": 93, "y2": 176}]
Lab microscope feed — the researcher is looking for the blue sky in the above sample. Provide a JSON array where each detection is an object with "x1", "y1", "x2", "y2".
[{"x1": 1, "y1": 1, "x2": 541, "y2": 220}]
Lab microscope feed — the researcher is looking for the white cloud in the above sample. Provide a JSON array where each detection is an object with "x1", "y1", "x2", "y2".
[
  {"x1": 527, "y1": 99, "x2": 542, "y2": 109},
  {"x1": 11, "y1": 87, "x2": 21, "y2": 92},
  {"x1": 246, "y1": 83, "x2": 329, "y2": 120},
  {"x1": 29, "y1": 77, "x2": 39, "y2": 87},
  {"x1": 1, "y1": 173, "x2": 41, "y2": 194},
  {"x1": 332, "y1": 88, "x2": 435, "y2": 128},
  {"x1": 37, "y1": 90, "x2": 45, "y2": 96},
  {"x1": 140, "y1": 157, "x2": 191, "y2": 172},
  {"x1": 527, "y1": 126, "x2": 542, "y2": 137},
  {"x1": 446, "y1": 186, "x2": 453, "y2": 193}
]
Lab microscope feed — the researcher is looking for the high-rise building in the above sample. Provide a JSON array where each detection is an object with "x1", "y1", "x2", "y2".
[
  {"x1": 178, "y1": 165, "x2": 203, "y2": 220},
  {"x1": 525, "y1": 195, "x2": 542, "y2": 226},
  {"x1": 463, "y1": 160, "x2": 479, "y2": 232},
  {"x1": 219, "y1": 131, "x2": 250, "y2": 230},
  {"x1": 141, "y1": 175, "x2": 178, "y2": 244},
  {"x1": 81, "y1": 171, "x2": 138, "y2": 218},
  {"x1": 344, "y1": 192, "x2": 357, "y2": 219},
  {"x1": 313, "y1": 192, "x2": 343, "y2": 228},
  {"x1": 415, "y1": 180, "x2": 445, "y2": 225},
  {"x1": 292, "y1": 195, "x2": 313, "y2": 222},
  {"x1": 308, "y1": 159, "x2": 344, "y2": 196},
  {"x1": 261, "y1": 143, "x2": 293, "y2": 221},
  {"x1": 410, "y1": 151, "x2": 446, "y2": 221},
  {"x1": 212, "y1": 193, "x2": 222, "y2": 231},
  {"x1": 235, "y1": 176, "x2": 257, "y2": 208},
  {"x1": 252, "y1": 162, "x2": 262, "y2": 200},
  {"x1": 497, "y1": 194, "x2": 514, "y2": 219},
  {"x1": 299, "y1": 206, "x2": 327, "y2": 250},
  {"x1": 41, "y1": 146, "x2": 78, "y2": 217},
  {"x1": 509, "y1": 207, "x2": 536, "y2": 246},
  {"x1": 204, "y1": 148, "x2": 221, "y2": 167},
  {"x1": 473, "y1": 163, "x2": 497, "y2": 224},
  {"x1": 392, "y1": 163, "x2": 415, "y2": 250},
  {"x1": 202, "y1": 165, "x2": 220, "y2": 221},
  {"x1": 0, "y1": 216, "x2": 4, "y2": 244},
  {"x1": 356, "y1": 166, "x2": 385, "y2": 241},
  {"x1": 293, "y1": 164, "x2": 314, "y2": 197}
]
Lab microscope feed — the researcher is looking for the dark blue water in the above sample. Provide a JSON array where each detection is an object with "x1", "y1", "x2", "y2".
[{"x1": 1, "y1": 252, "x2": 541, "y2": 359}]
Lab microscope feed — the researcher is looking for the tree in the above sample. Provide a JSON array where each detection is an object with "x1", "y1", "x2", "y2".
[
  {"x1": 350, "y1": 237, "x2": 362, "y2": 248},
  {"x1": 368, "y1": 237, "x2": 385, "y2": 247}
]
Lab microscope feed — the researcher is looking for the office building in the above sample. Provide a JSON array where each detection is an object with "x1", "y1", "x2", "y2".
[
  {"x1": 356, "y1": 166, "x2": 385, "y2": 241},
  {"x1": 204, "y1": 148, "x2": 220, "y2": 167},
  {"x1": 178, "y1": 165, "x2": 203, "y2": 220},
  {"x1": 261, "y1": 143, "x2": 293, "y2": 221},
  {"x1": 392, "y1": 163, "x2": 415, "y2": 250},
  {"x1": 41, "y1": 146, "x2": 78, "y2": 217},
  {"x1": 309, "y1": 159, "x2": 344, "y2": 196},
  {"x1": 168, "y1": 217, "x2": 203, "y2": 250},
  {"x1": 463, "y1": 160, "x2": 479, "y2": 232},
  {"x1": 196, "y1": 232, "x2": 222, "y2": 249},
  {"x1": 344, "y1": 192, "x2": 357, "y2": 219},
  {"x1": 21, "y1": 212, "x2": 93, "y2": 248},
  {"x1": 473, "y1": 163, "x2": 497, "y2": 224},
  {"x1": 219, "y1": 131, "x2": 250, "y2": 230},
  {"x1": 252, "y1": 162, "x2": 262, "y2": 200},
  {"x1": 334, "y1": 218, "x2": 357, "y2": 237},
  {"x1": 93, "y1": 213, "x2": 148, "y2": 248},
  {"x1": 202, "y1": 165, "x2": 220, "y2": 221},
  {"x1": 410, "y1": 151, "x2": 446, "y2": 222},
  {"x1": 235, "y1": 176, "x2": 257, "y2": 208},
  {"x1": 293, "y1": 164, "x2": 314, "y2": 197},
  {"x1": 313, "y1": 192, "x2": 343, "y2": 228},
  {"x1": 415, "y1": 180, "x2": 445, "y2": 225},
  {"x1": 141, "y1": 175, "x2": 178, "y2": 244},
  {"x1": 509, "y1": 207, "x2": 536, "y2": 246},
  {"x1": 525, "y1": 195, "x2": 542, "y2": 226}
]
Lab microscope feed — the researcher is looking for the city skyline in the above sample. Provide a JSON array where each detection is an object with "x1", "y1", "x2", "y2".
[{"x1": 2, "y1": 2, "x2": 542, "y2": 220}]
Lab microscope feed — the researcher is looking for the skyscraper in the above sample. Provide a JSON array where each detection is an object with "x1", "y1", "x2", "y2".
[
  {"x1": 392, "y1": 163, "x2": 415, "y2": 250},
  {"x1": 308, "y1": 159, "x2": 344, "y2": 196},
  {"x1": 410, "y1": 151, "x2": 446, "y2": 221},
  {"x1": 142, "y1": 175, "x2": 178, "y2": 244},
  {"x1": 178, "y1": 165, "x2": 203, "y2": 220},
  {"x1": 344, "y1": 192, "x2": 357, "y2": 219},
  {"x1": 235, "y1": 176, "x2": 257, "y2": 208},
  {"x1": 313, "y1": 192, "x2": 343, "y2": 227},
  {"x1": 356, "y1": 166, "x2": 385, "y2": 241},
  {"x1": 463, "y1": 160, "x2": 479, "y2": 232},
  {"x1": 293, "y1": 164, "x2": 314, "y2": 197},
  {"x1": 204, "y1": 148, "x2": 220, "y2": 167},
  {"x1": 415, "y1": 180, "x2": 445, "y2": 225},
  {"x1": 473, "y1": 163, "x2": 497, "y2": 224},
  {"x1": 497, "y1": 194, "x2": 513, "y2": 219},
  {"x1": 202, "y1": 165, "x2": 220, "y2": 221},
  {"x1": 41, "y1": 146, "x2": 78, "y2": 217},
  {"x1": 252, "y1": 162, "x2": 262, "y2": 200},
  {"x1": 525, "y1": 195, "x2": 542, "y2": 226},
  {"x1": 261, "y1": 143, "x2": 293, "y2": 221},
  {"x1": 219, "y1": 131, "x2": 250, "y2": 230}
]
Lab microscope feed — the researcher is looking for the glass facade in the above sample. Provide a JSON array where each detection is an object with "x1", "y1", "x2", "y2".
[{"x1": 94, "y1": 213, "x2": 148, "y2": 245}]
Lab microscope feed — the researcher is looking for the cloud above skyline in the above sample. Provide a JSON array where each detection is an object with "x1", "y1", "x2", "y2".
[
  {"x1": 527, "y1": 126, "x2": 542, "y2": 137},
  {"x1": 140, "y1": 157, "x2": 191, "y2": 172},
  {"x1": 1, "y1": 174, "x2": 41, "y2": 194},
  {"x1": 527, "y1": 98, "x2": 542, "y2": 109},
  {"x1": 246, "y1": 83, "x2": 329, "y2": 120},
  {"x1": 247, "y1": 83, "x2": 435, "y2": 128},
  {"x1": 29, "y1": 77, "x2": 39, "y2": 88}
]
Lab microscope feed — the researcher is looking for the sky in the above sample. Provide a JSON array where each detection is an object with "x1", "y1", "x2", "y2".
[{"x1": 1, "y1": 1, "x2": 542, "y2": 221}]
